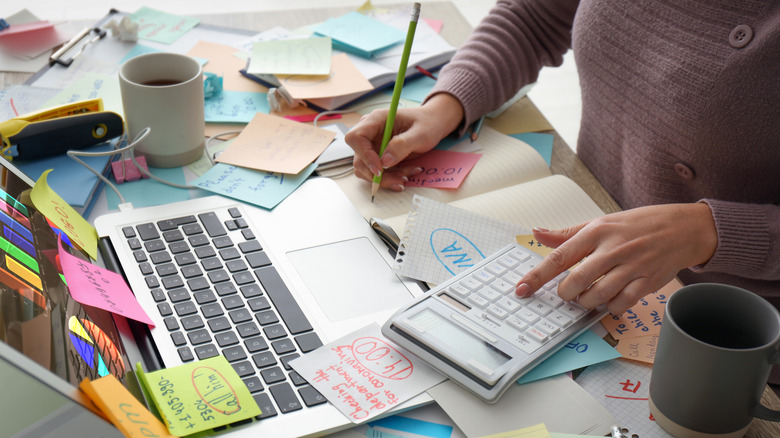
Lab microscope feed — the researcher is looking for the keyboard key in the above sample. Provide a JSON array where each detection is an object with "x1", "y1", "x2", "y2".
[
  {"x1": 232, "y1": 361, "x2": 255, "y2": 378},
  {"x1": 127, "y1": 237, "x2": 141, "y2": 250},
  {"x1": 213, "y1": 236, "x2": 233, "y2": 249},
  {"x1": 263, "y1": 324, "x2": 287, "y2": 340},
  {"x1": 215, "y1": 331, "x2": 239, "y2": 347},
  {"x1": 254, "y1": 266, "x2": 313, "y2": 334},
  {"x1": 298, "y1": 386, "x2": 327, "y2": 407},
  {"x1": 198, "y1": 212, "x2": 227, "y2": 237},
  {"x1": 174, "y1": 301, "x2": 198, "y2": 316},
  {"x1": 253, "y1": 393, "x2": 278, "y2": 419},
  {"x1": 181, "y1": 315, "x2": 205, "y2": 331},
  {"x1": 170, "y1": 331, "x2": 187, "y2": 346},
  {"x1": 261, "y1": 366, "x2": 286, "y2": 385},
  {"x1": 150, "y1": 252, "x2": 172, "y2": 265},
  {"x1": 182, "y1": 223, "x2": 203, "y2": 236},
  {"x1": 136, "y1": 223, "x2": 159, "y2": 241},
  {"x1": 226, "y1": 259, "x2": 248, "y2": 273},
  {"x1": 245, "y1": 336, "x2": 269, "y2": 353},
  {"x1": 237, "y1": 322, "x2": 261, "y2": 338},
  {"x1": 246, "y1": 252, "x2": 271, "y2": 268},
  {"x1": 174, "y1": 252, "x2": 196, "y2": 266},
  {"x1": 222, "y1": 295, "x2": 244, "y2": 310},
  {"x1": 187, "y1": 277, "x2": 210, "y2": 291},
  {"x1": 155, "y1": 263, "x2": 177, "y2": 277},
  {"x1": 200, "y1": 303, "x2": 224, "y2": 318},
  {"x1": 222, "y1": 345, "x2": 248, "y2": 362},
  {"x1": 150, "y1": 288, "x2": 166, "y2": 302},
  {"x1": 208, "y1": 316, "x2": 231, "y2": 332},
  {"x1": 238, "y1": 240, "x2": 262, "y2": 254},
  {"x1": 162, "y1": 275, "x2": 185, "y2": 290},
  {"x1": 195, "y1": 246, "x2": 217, "y2": 259},
  {"x1": 243, "y1": 376, "x2": 264, "y2": 393},
  {"x1": 228, "y1": 207, "x2": 241, "y2": 218},
  {"x1": 157, "y1": 302, "x2": 173, "y2": 317},
  {"x1": 269, "y1": 383, "x2": 302, "y2": 414},
  {"x1": 215, "y1": 282, "x2": 237, "y2": 297},
  {"x1": 252, "y1": 351, "x2": 277, "y2": 368},
  {"x1": 247, "y1": 296, "x2": 271, "y2": 312},
  {"x1": 178, "y1": 346, "x2": 194, "y2": 362},
  {"x1": 195, "y1": 343, "x2": 219, "y2": 360},
  {"x1": 219, "y1": 247, "x2": 241, "y2": 260},
  {"x1": 271, "y1": 338, "x2": 296, "y2": 355},
  {"x1": 280, "y1": 353, "x2": 300, "y2": 370},
  {"x1": 193, "y1": 289, "x2": 217, "y2": 304},
  {"x1": 208, "y1": 269, "x2": 230, "y2": 283},
  {"x1": 180, "y1": 265, "x2": 203, "y2": 279},
  {"x1": 229, "y1": 309, "x2": 253, "y2": 324},
  {"x1": 163, "y1": 229, "x2": 184, "y2": 242},
  {"x1": 289, "y1": 370, "x2": 307, "y2": 386},
  {"x1": 164, "y1": 317, "x2": 179, "y2": 331},
  {"x1": 188, "y1": 329, "x2": 211, "y2": 345},
  {"x1": 256, "y1": 310, "x2": 279, "y2": 326},
  {"x1": 122, "y1": 226, "x2": 136, "y2": 238},
  {"x1": 240, "y1": 284, "x2": 263, "y2": 298},
  {"x1": 294, "y1": 332, "x2": 323, "y2": 353},
  {"x1": 188, "y1": 234, "x2": 209, "y2": 247},
  {"x1": 168, "y1": 241, "x2": 190, "y2": 254}
]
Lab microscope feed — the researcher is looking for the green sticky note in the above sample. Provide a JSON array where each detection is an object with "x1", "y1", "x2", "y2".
[
  {"x1": 248, "y1": 37, "x2": 332, "y2": 75},
  {"x1": 130, "y1": 6, "x2": 200, "y2": 45},
  {"x1": 135, "y1": 356, "x2": 261, "y2": 435}
]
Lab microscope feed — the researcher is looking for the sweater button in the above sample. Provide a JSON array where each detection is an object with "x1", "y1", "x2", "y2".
[
  {"x1": 674, "y1": 162, "x2": 695, "y2": 180},
  {"x1": 729, "y1": 25, "x2": 753, "y2": 48}
]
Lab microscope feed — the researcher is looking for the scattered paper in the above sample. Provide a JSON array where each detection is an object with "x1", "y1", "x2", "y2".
[
  {"x1": 313, "y1": 11, "x2": 403, "y2": 58},
  {"x1": 216, "y1": 112, "x2": 336, "y2": 174},
  {"x1": 479, "y1": 423, "x2": 549, "y2": 438},
  {"x1": 187, "y1": 40, "x2": 268, "y2": 93},
  {"x1": 42, "y1": 72, "x2": 123, "y2": 117},
  {"x1": 276, "y1": 53, "x2": 373, "y2": 100},
  {"x1": 383, "y1": 74, "x2": 437, "y2": 103},
  {"x1": 204, "y1": 90, "x2": 270, "y2": 123},
  {"x1": 105, "y1": 166, "x2": 193, "y2": 210},
  {"x1": 516, "y1": 330, "x2": 621, "y2": 384},
  {"x1": 30, "y1": 169, "x2": 98, "y2": 259},
  {"x1": 129, "y1": 7, "x2": 199, "y2": 45},
  {"x1": 367, "y1": 414, "x2": 454, "y2": 438},
  {"x1": 135, "y1": 356, "x2": 261, "y2": 436},
  {"x1": 192, "y1": 162, "x2": 317, "y2": 209},
  {"x1": 248, "y1": 37, "x2": 332, "y2": 75},
  {"x1": 290, "y1": 323, "x2": 446, "y2": 423},
  {"x1": 58, "y1": 236, "x2": 154, "y2": 326},
  {"x1": 401, "y1": 149, "x2": 481, "y2": 189},
  {"x1": 615, "y1": 335, "x2": 658, "y2": 364},
  {"x1": 510, "y1": 133, "x2": 554, "y2": 167},
  {"x1": 601, "y1": 280, "x2": 679, "y2": 339},
  {"x1": 80, "y1": 375, "x2": 177, "y2": 438}
]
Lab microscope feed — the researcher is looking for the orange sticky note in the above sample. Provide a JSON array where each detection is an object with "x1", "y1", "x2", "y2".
[
  {"x1": 601, "y1": 280, "x2": 679, "y2": 339},
  {"x1": 30, "y1": 169, "x2": 98, "y2": 259},
  {"x1": 616, "y1": 335, "x2": 658, "y2": 364},
  {"x1": 276, "y1": 53, "x2": 373, "y2": 100},
  {"x1": 187, "y1": 40, "x2": 268, "y2": 93},
  {"x1": 80, "y1": 375, "x2": 178, "y2": 438}
]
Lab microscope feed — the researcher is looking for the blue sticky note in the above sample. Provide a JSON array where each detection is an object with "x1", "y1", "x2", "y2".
[
  {"x1": 192, "y1": 163, "x2": 317, "y2": 210},
  {"x1": 313, "y1": 11, "x2": 404, "y2": 58},
  {"x1": 509, "y1": 132, "x2": 554, "y2": 167},
  {"x1": 516, "y1": 329, "x2": 622, "y2": 385},
  {"x1": 383, "y1": 75, "x2": 436, "y2": 103},
  {"x1": 204, "y1": 90, "x2": 270, "y2": 123},
  {"x1": 106, "y1": 166, "x2": 192, "y2": 210},
  {"x1": 368, "y1": 415, "x2": 453, "y2": 438}
]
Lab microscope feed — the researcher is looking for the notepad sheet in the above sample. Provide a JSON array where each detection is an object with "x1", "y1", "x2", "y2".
[{"x1": 395, "y1": 195, "x2": 529, "y2": 285}]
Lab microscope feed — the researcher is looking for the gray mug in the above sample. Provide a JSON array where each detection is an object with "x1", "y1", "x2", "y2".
[{"x1": 649, "y1": 283, "x2": 780, "y2": 437}]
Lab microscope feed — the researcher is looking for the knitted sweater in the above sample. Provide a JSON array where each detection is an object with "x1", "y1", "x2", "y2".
[{"x1": 431, "y1": 0, "x2": 780, "y2": 305}]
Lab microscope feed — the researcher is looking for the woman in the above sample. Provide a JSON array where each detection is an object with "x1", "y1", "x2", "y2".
[{"x1": 346, "y1": 0, "x2": 780, "y2": 315}]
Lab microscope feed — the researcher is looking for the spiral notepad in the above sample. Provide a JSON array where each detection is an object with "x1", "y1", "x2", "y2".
[{"x1": 395, "y1": 195, "x2": 529, "y2": 285}]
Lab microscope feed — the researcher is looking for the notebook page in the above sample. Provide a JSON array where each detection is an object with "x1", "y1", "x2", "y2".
[{"x1": 334, "y1": 126, "x2": 551, "y2": 221}]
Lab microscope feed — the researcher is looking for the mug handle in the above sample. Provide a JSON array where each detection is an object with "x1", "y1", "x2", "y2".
[{"x1": 750, "y1": 351, "x2": 780, "y2": 421}]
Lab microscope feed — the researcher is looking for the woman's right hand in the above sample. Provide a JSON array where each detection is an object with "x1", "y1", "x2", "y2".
[{"x1": 345, "y1": 93, "x2": 464, "y2": 191}]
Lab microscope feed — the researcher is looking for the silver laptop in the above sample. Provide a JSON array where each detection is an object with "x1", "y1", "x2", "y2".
[{"x1": 0, "y1": 155, "x2": 430, "y2": 437}]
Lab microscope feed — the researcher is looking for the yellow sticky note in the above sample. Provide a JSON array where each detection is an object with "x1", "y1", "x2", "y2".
[
  {"x1": 135, "y1": 356, "x2": 261, "y2": 436},
  {"x1": 479, "y1": 423, "x2": 550, "y2": 438},
  {"x1": 30, "y1": 169, "x2": 98, "y2": 259},
  {"x1": 80, "y1": 375, "x2": 178, "y2": 438}
]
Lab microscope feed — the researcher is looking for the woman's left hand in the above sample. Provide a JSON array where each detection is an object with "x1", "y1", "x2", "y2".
[{"x1": 515, "y1": 203, "x2": 718, "y2": 315}]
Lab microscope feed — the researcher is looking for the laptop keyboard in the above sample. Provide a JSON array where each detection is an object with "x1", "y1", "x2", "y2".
[{"x1": 121, "y1": 206, "x2": 327, "y2": 422}]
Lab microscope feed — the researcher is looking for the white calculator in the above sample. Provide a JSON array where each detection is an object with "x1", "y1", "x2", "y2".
[{"x1": 382, "y1": 243, "x2": 608, "y2": 403}]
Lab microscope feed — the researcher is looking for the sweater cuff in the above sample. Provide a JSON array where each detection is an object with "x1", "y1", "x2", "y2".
[
  {"x1": 427, "y1": 67, "x2": 489, "y2": 137},
  {"x1": 694, "y1": 199, "x2": 770, "y2": 276}
]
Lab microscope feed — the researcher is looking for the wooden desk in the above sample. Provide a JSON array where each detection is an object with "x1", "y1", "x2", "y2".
[{"x1": 3, "y1": 3, "x2": 778, "y2": 436}]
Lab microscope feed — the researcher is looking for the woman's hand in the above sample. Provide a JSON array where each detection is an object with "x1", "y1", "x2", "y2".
[
  {"x1": 515, "y1": 203, "x2": 718, "y2": 314},
  {"x1": 345, "y1": 93, "x2": 464, "y2": 191}
]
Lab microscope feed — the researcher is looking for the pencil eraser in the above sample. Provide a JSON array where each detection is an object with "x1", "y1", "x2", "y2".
[{"x1": 112, "y1": 157, "x2": 149, "y2": 184}]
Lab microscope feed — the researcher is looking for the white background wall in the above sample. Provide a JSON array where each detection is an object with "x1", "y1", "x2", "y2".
[{"x1": 1, "y1": 0, "x2": 581, "y2": 150}]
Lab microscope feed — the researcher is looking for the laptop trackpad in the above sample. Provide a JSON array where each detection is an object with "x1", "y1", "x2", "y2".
[{"x1": 287, "y1": 237, "x2": 413, "y2": 322}]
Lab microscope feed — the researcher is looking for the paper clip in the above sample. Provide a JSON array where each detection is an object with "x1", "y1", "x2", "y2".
[{"x1": 49, "y1": 27, "x2": 107, "y2": 67}]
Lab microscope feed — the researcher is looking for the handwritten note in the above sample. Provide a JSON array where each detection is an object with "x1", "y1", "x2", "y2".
[
  {"x1": 129, "y1": 7, "x2": 199, "y2": 45},
  {"x1": 58, "y1": 236, "x2": 154, "y2": 326},
  {"x1": 193, "y1": 162, "x2": 317, "y2": 209},
  {"x1": 313, "y1": 11, "x2": 404, "y2": 58},
  {"x1": 42, "y1": 72, "x2": 123, "y2": 116},
  {"x1": 204, "y1": 90, "x2": 270, "y2": 123},
  {"x1": 291, "y1": 323, "x2": 445, "y2": 423},
  {"x1": 616, "y1": 335, "x2": 658, "y2": 364},
  {"x1": 248, "y1": 37, "x2": 332, "y2": 75},
  {"x1": 401, "y1": 149, "x2": 481, "y2": 189},
  {"x1": 80, "y1": 375, "x2": 177, "y2": 438},
  {"x1": 516, "y1": 329, "x2": 621, "y2": 384},
  {"x1": 216, "y1": 112, "x2": 336, "y2": 174},
  {"x1": 30, "y1": 170, "x2": 98, "y2": 259},
  {"x1": 601, "y1": 280, "x2": 679, "y2": 339},
  {"x1": 135, "y1": 356, "x2": 260, "y2": 436},
  {"x1": 277, "y1": 53, "x2": 373, "y2": 100}
]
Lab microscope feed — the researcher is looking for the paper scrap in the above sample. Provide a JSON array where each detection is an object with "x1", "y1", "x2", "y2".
[
  {"x1": 129, "y1": 7, "x2": 199, "y2": 45},
  {"x1": 135, "y1": 356, "x2": 261, "y2": 436},
  {"x1": 423, "y1": 18, "x2": 444, "y2": 34},
  {"x1": 276, "y1": 53, "x2": 373, "y2": 100},
  {"x1": 187, "y1": 41, "x2": 268, "y2": 93},
  {"x1": 615, "y1": 335, "x2": 658, "y2": 364},
  {"x1": 43, "y1": 72, "x2": 123, "y2": 117},
  {"x1": 204, "y1": 90, "x2": 270, "y2": 123},
  {"x1": 479, "y1": 423, "x2": 550, "y2": 438},
  {"x1": 313, "y1": 11, "x2": 404, "y2": 58},
  {"x1": 401, "y1": 149, "x2": 481, "y2": 189},
  {"x1": 30, "y1": 170, "x2": 98, "y2": 259},
  {"x1": 517, "y1": 330, "x2": 621, "y2": 384},
  {"x1": 510, "y1": 133, "x2": 553, "y2": 167},
  {"x1": 80, "y1": 375, "x2": 177, "y2": 438},
  {"x1": 290, "y1": 323, "x2": 445, "y2": 423},
  {"x1": 248, "y1": 36, "x2": 332, "y2": 75},
  {"x1": 216, "y1": 112, "x2": 336, "y2": 174},
  {"x1": 193, "y1": 162, "x2": 317, "y2": 209},
  {"x1": 601, "y1": 280, "x2": 679, "y2": 339},
  {"x1": 58, "y1": 236, "x2": 154, "y2": 326}
]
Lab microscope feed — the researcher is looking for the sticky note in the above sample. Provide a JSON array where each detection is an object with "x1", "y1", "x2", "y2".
[
  {"x1": 192, "y1": 162, "x2": 317, "y2": 209},
  {"x1": 601, "y1": 280, "x2": 679, "y2": 339},
  {"x1": 615, "y1": 335, "x2": 658, "y2": 364},
  {"x1": 30, "y1": 169, "x2": 98, "y2": 259},
  {"x1": 402, "y1": 149, "x2": 482, "y2": 189},
  {"x1": 129, "y1": 7, "x2": 199, "y2": 45},
  {"x1": 248, "y1": 37, "x2": 332, "y2": 75},
  {"x1": 510, "y1": 132, "x2": 554, "y2": 167},
  {"x1": 479, "y1": 422, "x2": 550, "y2": 438},
  {"x1": 58, "y1": 236, "x2": 154, "y2": 326},
  {"x1": 80, "y1": 375, "x2": 177, "y2": 438},
  {"x1": 204, "y1": 90, "x2": 270, "y2": 123},
  {"x1": 135, "y1": 356, "x2": 261, "y2": 435}
]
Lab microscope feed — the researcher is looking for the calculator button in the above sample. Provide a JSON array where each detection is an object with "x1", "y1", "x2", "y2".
[
  {"x1": 448, "y1": 283, "x2": 470, "y2": 298},
  {"x1": 461, "y1": 276, "x2": 483, "y2": 291},
  {"x1": 485, "y1": 262, "x2": 507, "y2": 276},
  {"x1": 509, "y1": 249, "x2": 532, "y2": 263},
  {"x1": 506, "y1": 315, "x2": 528, "y2": 331},
  {"x1": 495, "y1": 297, "x2": 521, "y2": 313},
  {"x1": 467, "y1": 294, "x2": 490, "y2": 309},
  {"x1": 487, "y1": 304, "x2": 509, "y2": 320},
  {"x1": 529, "y1": 300, "x2": 554, "y2": 316},
  {"x1": 559, "y1": 303, "x2": 587, "y2": 319},
  {"x1": 537, "y1": 319, "x2": 561, "y2": 336},
  {"x1": 513, "y1": 334, "x2": 542, "y2": 355},
  {"x1": 477, "y1": 286, "x2": 502, "y2": 302},
  {"x1": 548, "y1": 310, "x2": 573, "y2": 328},
  {"x1": 497, "y1": 255, "x2": 520, "y2": 269},
  {"x1": 490, "y1": 278, "x2": 514, "y2": 294},
  {"x1": 526, "y1": 326, "x2": 548, "y2": 343},
  {"x1": 539, "y1": 291, "x2": 564, "y2": 308},
  {"x1": 517, "y1": 308, "x2": 540, "y2": 324},
  {"x1": 473, "y1": 270, "x2": 494, "y2": 284},
  {"x1": 503, "y1": 271, "x2": 522, "y2": 286}
]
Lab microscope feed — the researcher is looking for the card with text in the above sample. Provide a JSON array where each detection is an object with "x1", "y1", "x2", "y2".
[{"x1": 402, "y1": 149, "x2": 482, "y2": 189}]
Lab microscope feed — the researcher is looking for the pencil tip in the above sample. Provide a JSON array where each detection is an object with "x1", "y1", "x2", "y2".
[{"x1": 371, "y1": 196, "x2": 375, "y2": 203}]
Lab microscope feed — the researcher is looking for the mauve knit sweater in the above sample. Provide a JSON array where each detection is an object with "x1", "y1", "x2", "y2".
[{"x1": 430, "y1": 0, "x2": 780, "y2": 306}]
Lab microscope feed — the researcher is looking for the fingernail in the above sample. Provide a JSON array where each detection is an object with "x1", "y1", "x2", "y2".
[
  {"x1": 533, "y1": 227, "x2": 550, "y2": 233},
  {"x1": 410, "y1": 167, "x2": 424, "y2": 175},
  {"x1": 401, "y1": 176, "x2": 409, "y2": 183},
  {"x1": 515, "y1": 283, "x2": 532, "y2": 297},
  {"x1": 369, "y1": 164, "x2": 381, "y2": 177},
  {"x1": 391, "y1": 184, "x2": 405, "y2": 192},
  {"x1": 380, "y1": 153, "x2": 396, "y2": 168}
]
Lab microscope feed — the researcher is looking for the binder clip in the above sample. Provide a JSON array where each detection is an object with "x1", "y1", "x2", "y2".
[
  {"x1": 111, "y1": 155, "x2": 150, "y2": 184},
  {"x1": 49, "y1": 27, "x2": 107, "y2": 67}
]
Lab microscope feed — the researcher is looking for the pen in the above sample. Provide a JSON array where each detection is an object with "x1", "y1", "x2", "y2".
[
  {"x1": 372, "y1": 2, "x2": 421, "y2": 202},
  {"x1": 0, "y1": 18, "x2": 9, "y2": 31},
  {"x1": 470, "y1": 115, "x2": 485, "y2": 142},
  {"x1": 611, "y1": 424, "x2": 626, "y2": 438}
]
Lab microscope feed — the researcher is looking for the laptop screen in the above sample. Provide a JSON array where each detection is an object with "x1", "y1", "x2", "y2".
[{"x1": 0, "y1": 158, "x2": 130, "y2": 389}]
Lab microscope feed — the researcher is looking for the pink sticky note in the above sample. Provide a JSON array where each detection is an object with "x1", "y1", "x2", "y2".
[
  {"x1": 58, "y1": 238, "x2": 154, "y2": 326},
  {"x1": 402, "y1": 149, "x2": 481, "y2": 189},
  {"x1": 423, "y1": 18, "x2": 444, "y2": 34}
]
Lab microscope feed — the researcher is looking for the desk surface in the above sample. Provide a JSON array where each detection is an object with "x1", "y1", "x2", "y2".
[{"x1": 2, "y1": 3, "x2": 779, "y2": 437}]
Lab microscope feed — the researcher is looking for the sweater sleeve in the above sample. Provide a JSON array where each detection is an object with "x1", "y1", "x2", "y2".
[
  {"x1": 428, "y1": 0, "x2": 580, "y2": 134},
  {"x1": 695, "y1": 199, "x2": 780, "y2": 281}
]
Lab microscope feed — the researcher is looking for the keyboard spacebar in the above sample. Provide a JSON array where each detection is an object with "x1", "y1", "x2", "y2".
[{"x1": 254, "y1": 266, "x2": 313, "y2": 334}]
